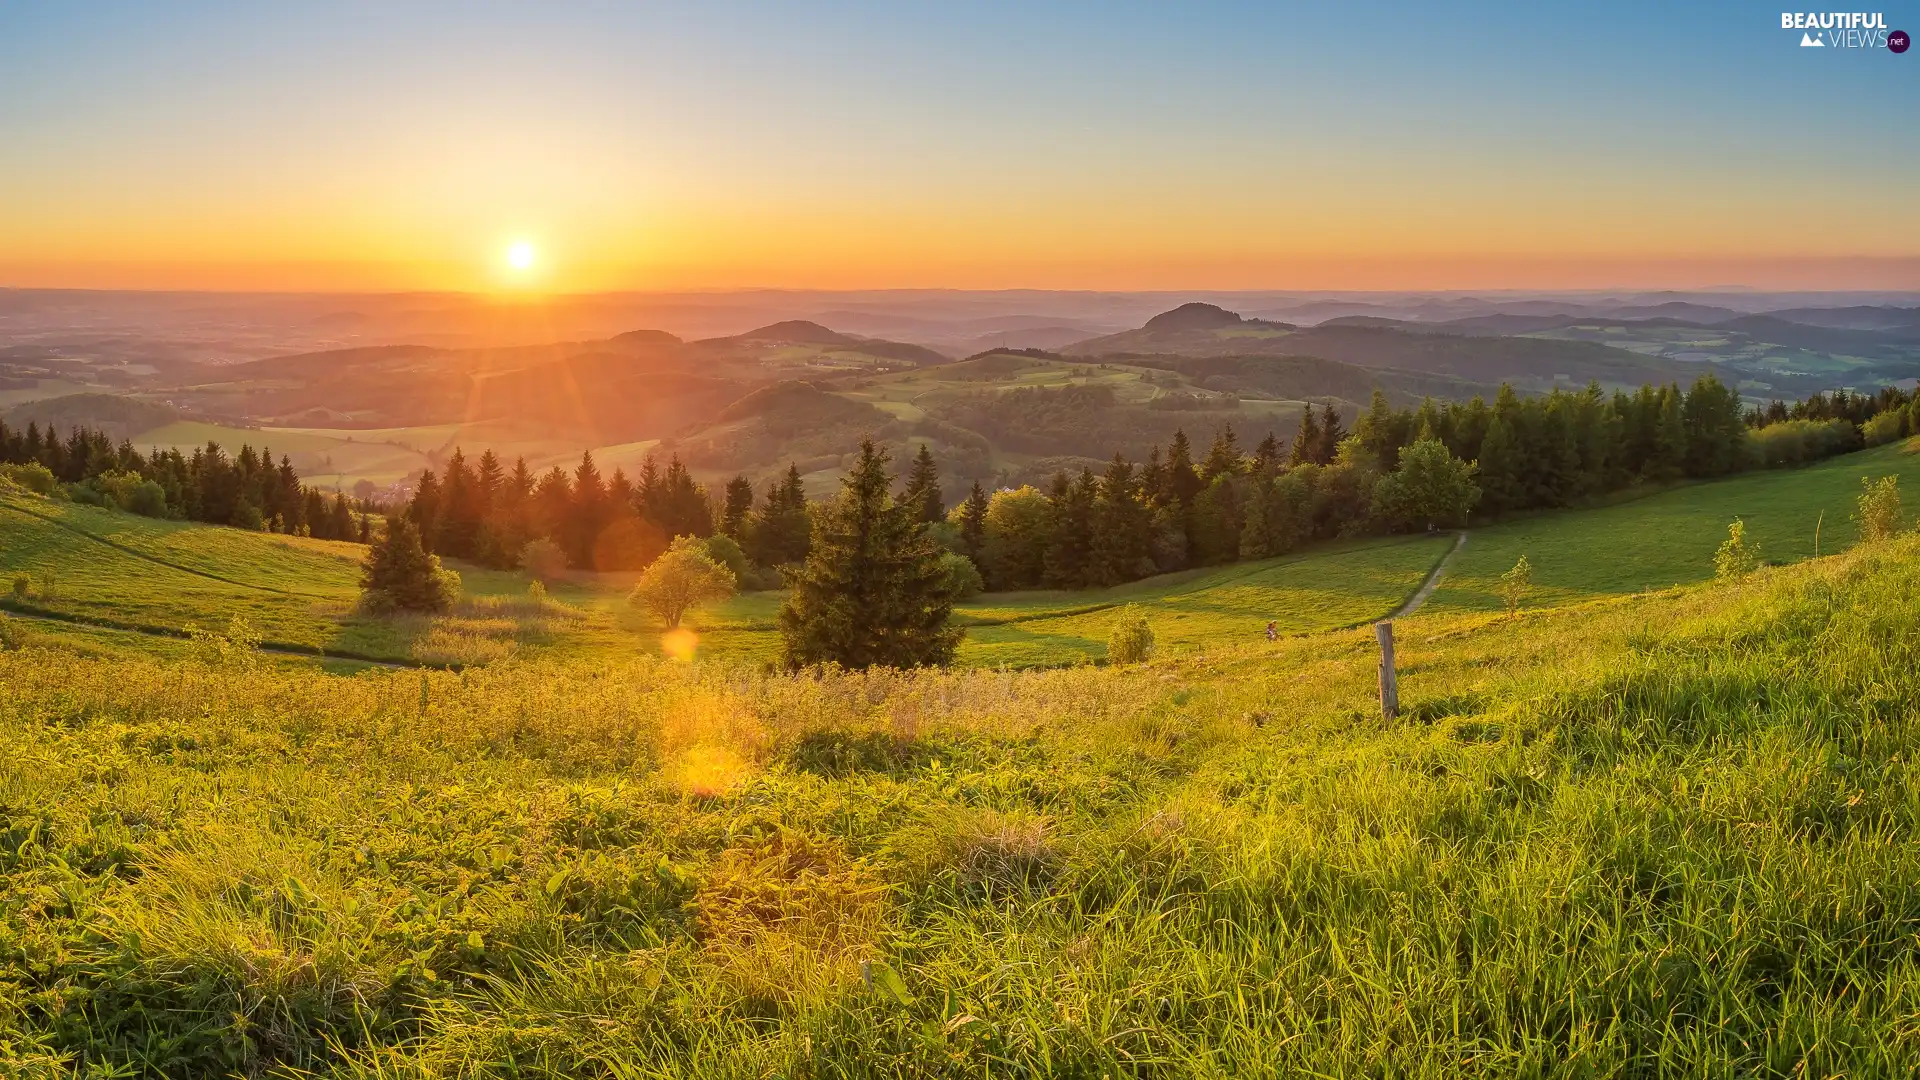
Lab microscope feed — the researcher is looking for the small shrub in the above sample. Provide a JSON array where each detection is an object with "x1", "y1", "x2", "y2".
[
  {"x1": 527, "y1": 579, "x2": 548, "y2": 605},
  {"x1": 1106, "y1": 605, "x2": 1154, "y2": 665},
  {"x1": 520, "y1": 537, "x2": 569, "y2": 583},
  {"x1": 1714, "y1": 518, "x2": 1762, "y2": 578},
  {"x1": 0, "y1": 615, "x2": 25, "y2": 651},
  {"x1": 11, "y1": 573, "x2": 29, "y2": 599},
  {"x1": 939, "y1": 551, "x2": 984, "y2": 600},
  {"x1": 185, "y1": 614, "x2": 262, "y2": 668},
  {"x1": 1863, "y1": 409, "x2": 1909, "y2": 448},
  {"x1": 1497, "y1": 554, "x2": 1532, "y2": 618},
  {"x1": 1854, "y1": 475, "x2": 1902, "y2": 542}
]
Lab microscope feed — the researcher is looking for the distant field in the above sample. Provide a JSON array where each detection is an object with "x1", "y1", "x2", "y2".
[
  {"x1": 132, "y1": 419, "x2": 663, "y2": 489},
  {"x1": 1427, "y1": 436, "x2": 1920, "y2": 613}
]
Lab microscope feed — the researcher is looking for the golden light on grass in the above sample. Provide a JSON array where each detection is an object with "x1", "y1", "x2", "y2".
[
  {"x1": 660, "y1": 626, "x2": 699, "y2": 661},
  {"x1": 675, "y1": 743, "x2": 751, "y2": 799}
]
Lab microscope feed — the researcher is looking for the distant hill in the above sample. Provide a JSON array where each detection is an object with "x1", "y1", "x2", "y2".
[
  {"x1": 1065, "y1": 305, "x2": 1685, "y2": 391},
  {"x1": 2, "y1": 393, "x2": 182, "y2": 441},
  {"x1": 155, "y1": 321, "x2": 950, "y2": 437}
]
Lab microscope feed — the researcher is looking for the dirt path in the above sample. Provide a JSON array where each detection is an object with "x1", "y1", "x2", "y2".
[{"x1": 1389, "y1": 531, "x2": 1468, "y2": 619}]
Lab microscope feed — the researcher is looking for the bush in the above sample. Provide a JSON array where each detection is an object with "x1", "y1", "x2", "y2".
[
  {"x1": 1750, "y1": 419, "x2": 1861, "y2": 468},
  {"x1": 1864, "y1": 409, "x2": 1910, "y2": 448},
  {"x1": 520, "y1": 537, "x2": 568, "y2": 582},
  {"x1": 702, "y1": 534, "x2": 751, "y2": 580},
  {"x1": 1714, "y1": 518, "x2": 1762, "y2": 578},
  {"x1": 1854, "y1": 475, "x2": 1902, "y2": 542},
  {"x1": 939, "y1": 551, "x2": 984, "y2": 599},
  {"x1": 1497, "y1": 554, "x2": 1532, "y2": 618},
  {"x1": 0, "y1": 614, "x2": 25, "y2": 651},
  {"x1": 0, "y1": 462, "x2": 57, "y2": 495},
  {"x1": 11, "y1": 573, "x2": 29, "y2": 599},
  {"x1": 70, "y1": 470, "x2": 169, "y2": 516},
  {"x1": 1106, "y1": 605, "x2": 1155, "y2": 665}
]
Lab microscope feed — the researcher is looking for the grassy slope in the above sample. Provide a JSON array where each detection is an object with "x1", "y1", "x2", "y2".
[
  {"x1": 0, "y1": 490, "x2": 567, "y2": 663},
  {"x1": 8, "y1": 530, "x2": 1920, "y2": 1074},
  {"x1": 677, "y1": 534, "x2": 1452, "y2": 668},
  {"x1": 1431, "y1": 436, "x2": 1920, "y2": 612}
]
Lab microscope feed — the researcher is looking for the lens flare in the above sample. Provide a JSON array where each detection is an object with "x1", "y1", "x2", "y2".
[{"x1": 661, "y1": 627, "x2": 699, "y2": 661}]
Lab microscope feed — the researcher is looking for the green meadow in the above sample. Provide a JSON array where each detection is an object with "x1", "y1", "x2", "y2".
[
  {"x1": 8, "y1": 520, "x2": 1920, "y2": 1074},
  {"x1": 1430, "y1": 436, "x2": 1920, "y2": 613}
]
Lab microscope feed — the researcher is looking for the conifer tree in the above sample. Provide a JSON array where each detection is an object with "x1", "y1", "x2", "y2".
[
  {"x1": 1088, "y1": 454, "x2": 1151, "y2": 585},
  {"x1": 778, "y1": 440, "x2": 961, "y2": 669},
  {"x1": 902, "y1": 443, "x2": 945, "y2": 524},
  {"x1": 1200, "y1": 425, "x2": 1242, "y2": 482},
  {"x1": 721, "y1": 475, "x2": 755, "y2": 538},
  {"x1": 1476, "y1": 416, "x2": 1522, "y2": 514},
  {"x1": 1288, "y1": 405, "x2": 1322, "y2": 467},
  {"x1": 360, "y1": 518, "x2": 449, "y2": 612},
  {"x1": 1251, "y1": 432, "x2": 1282, "y2": 476},
  {"x1": 1165, "y1": 429, "x2": 1202, "y2": 506},
  {"x1": 958, "y1": 480, "x2": 990, "y2": 563},
  {"x1": 1044, "y1": 468, "x2": 1098, "y2": 587},
  {"x1": 1238, "y1": 477, "x2": 1273, "y2": 560},
  {"x1": 1315, "y1": 403, "x2": 1347, "y2": 465}
]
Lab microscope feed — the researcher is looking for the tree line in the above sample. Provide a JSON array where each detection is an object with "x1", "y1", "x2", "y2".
[
  {"x1": 0, "y1": 420, "x2": 365, "y2": 540},
  {"x1": 397, "y1": 372, "x2": 1917, "y2": 606}
]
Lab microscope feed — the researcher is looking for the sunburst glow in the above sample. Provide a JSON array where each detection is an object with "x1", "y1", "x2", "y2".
[{"x1": 505, "y1": 241, "x2": 536, "y2": 271}]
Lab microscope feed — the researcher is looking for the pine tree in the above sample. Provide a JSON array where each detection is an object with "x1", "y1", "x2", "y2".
[
  {"x1": 1315, "y1": 404, "x2": 1346, "y2": 465},
  {"x1": 958, "y1": 481, "x2": 990, "y2": 563},
  {"x1": 1087, "y1": 454, "x2": 1151, "y2": 585},
  {"x1": 1200, "y1": 425, "x2": 1242, "y2": 482},
  {"x1": 901, "y1": 443, "x2": 945, "y2": 524},
  {"x1": 1288, "y1": 405, "x2": 1322, "y2": 467},
  {"x1": 360, "y1": 518, "x2": 449, "y2": 612},
  {"x1": 1649, "y1": 385, "x2": 1688, "y2": 481},
  {"x1": 1166, "y1": 430, "x2": 1202, "y2": 506},
  {"x1": 1251, "y1": 432, "x2": 1282, "y2": 477},
  {"x1": 1476, "y1": 415, "x2": 1521, "y2": 514},
  {"x1": 407, "y1": 469, "x2": 443, "y2": 553},
  {"x1": 1043, "y1": 468, "x2": 1098, "y2": 587},
  {"x1": 721, "y1": 475, "x2": 755, "y2": 539},
  {"x1": 778, "y1": 440, "x2": 961, "y2": 669}
]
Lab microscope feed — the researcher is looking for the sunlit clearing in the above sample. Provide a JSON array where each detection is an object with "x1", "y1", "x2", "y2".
[
  {"x1": 661, "y1": 627, "x2": 699, "y2": 661},
  {"x1": 676, "y1": 744, "x2": 751, "y2": 799},
  {"x1": 505, "y1": 241, "x2": 536, "y2": 271}
]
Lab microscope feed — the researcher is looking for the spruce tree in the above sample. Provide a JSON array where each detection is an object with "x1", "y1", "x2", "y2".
[
  {"x1": 721, "y1": 475, "x2": 755, "y2": 539},
  {"x1": 1289, "y1": 405, "x2": 1322, "y2": 467},
  {"x1": 1200, "y1": 425, "x2": 1242, "y2": 482},
  {"x1": 1315, "y1": 403, "x2": 1346, "y2": 465},
  {"x1": 1043, "y1": 468, "x2": 1098, "y2": 587},
  {"x1": 902, "y1": 443, "x2": 945, "y2": 523},
  {"x1": 361, "y1": 518, "x2": 449, "y2": 612},
  {"x1": 779, "y1": 440, "x2": 961, "y2": 669},
  {"x1": 1476, "y1": 416, "x2": 1521, "y2": 514},
  {"x1": 1166, "y1": 430, "x2": 1202, "y2": 506},
  {"x1": 958, "y1": 481, "x2": 990, "y2": 562}
]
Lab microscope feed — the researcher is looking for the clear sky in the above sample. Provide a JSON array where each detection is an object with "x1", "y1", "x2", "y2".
[{"x1": 1, "y1": 1, "x2": 1914, "y2": 292}]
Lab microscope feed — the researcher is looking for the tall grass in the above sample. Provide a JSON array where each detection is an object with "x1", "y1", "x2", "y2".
[{"x1": 7, "y1": 535, "x2": 1920, "y2": 1075}]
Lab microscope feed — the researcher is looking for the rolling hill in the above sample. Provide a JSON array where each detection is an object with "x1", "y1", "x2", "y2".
[{"x1": 1063, "y1": 303, "x2": 1691, "y2": 391}]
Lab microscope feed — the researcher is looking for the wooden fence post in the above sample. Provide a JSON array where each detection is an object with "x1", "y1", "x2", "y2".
[{"x1": 1376, "y1": 621, "x2": 1398, "y2": 720}]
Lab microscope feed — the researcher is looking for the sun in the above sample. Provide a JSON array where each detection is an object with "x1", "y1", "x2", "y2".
[{"x1": 505, "y1": 241, "x2": 536, "y2": 271}]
